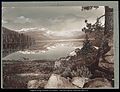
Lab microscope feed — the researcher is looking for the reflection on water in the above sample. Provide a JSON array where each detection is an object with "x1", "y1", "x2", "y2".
[
  {"x1": 2, "y1": 42, "x2": 34, "y2": 57},
  {"x1": 3, "y1": 40, "x2": 84, "y2": 61}
]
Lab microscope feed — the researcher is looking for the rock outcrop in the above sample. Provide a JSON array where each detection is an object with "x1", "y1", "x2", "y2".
[
  {"x1": 83, "y1": 78, "x2": 112, "y2": 88},
  {"x1": 44, "y1": 74, "x2": 78, "y2": 89},
  {"x1": 27, "y1": 80, "x2": 47, "y2": 89},
  {"x1": 27, "y1": 80, "x2": 39, "y2": 89},
  {"x1": 72, "y1": 77, "x2": 89, "y2": 88},
  {"x1": 97, "y1": 44, "x2": 114, "y2": 78}
]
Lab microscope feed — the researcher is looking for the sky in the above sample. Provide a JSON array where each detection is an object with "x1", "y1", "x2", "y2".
[{"x1": 2, "y1": 2, "x2": 105, "y2": 34}]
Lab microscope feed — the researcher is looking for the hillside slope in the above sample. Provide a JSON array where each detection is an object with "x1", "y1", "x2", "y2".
[{"x1": 2, "y1": 27, "x2": 35, "y2": 57}]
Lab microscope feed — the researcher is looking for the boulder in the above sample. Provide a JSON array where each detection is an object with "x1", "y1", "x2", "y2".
[
  {"x1": 44, "y1": 74, "x2": 79, "y2": 89},
  {"x1": 27, "y1": 80, "x2": 39, "y2": 89},
  {"x1": 98, "y1": 61, "x2": 114, "y2": 72},
  {"x1": 104, "y1": 46, "x2": 114, "y2": 63},
  {"x1": 105, "y1": 55, "x2": 114, "y2": 63},
  {"x1": 27, "y1": 80, "x2": 47, "y2": 89},
  {"x1": 105, "y1": 46, "x2": 114, "y2": 55},
  {"x1": 72, "y1": 77, "x2": 89, "y2": 88},
  {"x1": 83, "y1": 78, "x2": 112, "y2": 88},
  {"x1": 98, "y1": 48, "x2": 114, "y2": 73},
  {"x1": 97, "y1": 45, "x2": 114, "y2": 74}
]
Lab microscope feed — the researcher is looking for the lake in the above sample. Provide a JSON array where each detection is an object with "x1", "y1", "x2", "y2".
[{"x1": 2, "y1": 39, "x2": 84, "y2": 61}]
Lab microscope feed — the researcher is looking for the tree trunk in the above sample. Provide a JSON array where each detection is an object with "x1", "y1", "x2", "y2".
[{"x1": 104, "y1": 6, "x2": 113, "y2": 35}]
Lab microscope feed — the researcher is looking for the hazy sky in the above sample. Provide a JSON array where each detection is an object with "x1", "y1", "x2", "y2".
[{"x1": 2, "y1": 2, "x2": 105, "y2": 32}]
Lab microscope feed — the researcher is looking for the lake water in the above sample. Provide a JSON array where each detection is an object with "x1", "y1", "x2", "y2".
[{"x1": 2, "y1": 40, "x2": 84, "y2": 61}]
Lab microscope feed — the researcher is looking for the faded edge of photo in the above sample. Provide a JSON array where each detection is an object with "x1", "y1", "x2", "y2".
[{"x1": 1, "y1": 1, "x2": 119, "y2": 89}]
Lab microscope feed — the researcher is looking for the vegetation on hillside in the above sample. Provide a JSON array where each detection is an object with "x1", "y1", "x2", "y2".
[{"x1": 2, "y1": 27, "x2": 35, "y2": 57}]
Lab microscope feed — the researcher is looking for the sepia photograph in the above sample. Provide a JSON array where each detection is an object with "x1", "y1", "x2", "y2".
[{"x1": 1, "y1": 1, "x2": 119, "y2": 89}]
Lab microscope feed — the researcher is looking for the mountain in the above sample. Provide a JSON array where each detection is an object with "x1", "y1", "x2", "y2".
[
  {"x1": 24, "y1": 30, "x2": 52, "y2": 41},
  {"x1": 17, "y1": 27, "x2": 86, "y2": 40},
  {"x1": 2, "y1": 27, "x2": 35, "y2": 57}
]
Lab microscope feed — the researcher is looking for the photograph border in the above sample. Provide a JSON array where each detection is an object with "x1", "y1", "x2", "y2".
[{"x1": 1, "y1": 1, "x2": 119, "y2": 89}]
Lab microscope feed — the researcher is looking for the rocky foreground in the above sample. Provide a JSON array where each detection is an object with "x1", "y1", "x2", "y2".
[
  {"x1": 3, "y1": 60, "x2": 54, "y2": 88},
  {"x1": 26, "y1": 43, "x2": 114, "y2": 89}
]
